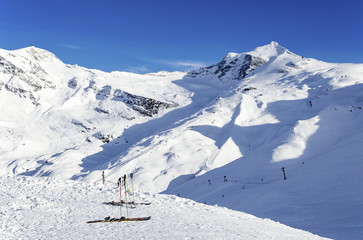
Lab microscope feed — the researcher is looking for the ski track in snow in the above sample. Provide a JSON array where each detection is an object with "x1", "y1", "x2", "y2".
[{"x1": 0, "y1": 176, "x2": 327, "y2": 240}]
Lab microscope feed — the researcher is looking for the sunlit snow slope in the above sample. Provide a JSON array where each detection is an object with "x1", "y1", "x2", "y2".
[
  {"x1": 1, "y1": 42, "x2": 363, "y2": 239},
  {"x1": 0, "y1": 176, "x2": 327, "y2": 240}
]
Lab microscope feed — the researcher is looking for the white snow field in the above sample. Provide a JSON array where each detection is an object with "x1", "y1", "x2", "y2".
[
  {"x1": 1, "y1": 42, "x2": 363, "y2": 239},
  {"x1": 0, "y1": 176, "x2": 326, "y2": 240}
]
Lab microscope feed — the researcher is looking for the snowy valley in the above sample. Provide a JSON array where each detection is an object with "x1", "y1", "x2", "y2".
[{"x1": 1, "y1": 42, "x2": 363, "y2": 239}]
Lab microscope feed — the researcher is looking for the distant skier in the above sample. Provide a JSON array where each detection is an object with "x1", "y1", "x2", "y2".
[
  {"x1": 224, "y1": 176, "x2": 227, "y2": 182},
  {"x1": 208, "y1": 180, "x2": 211, "y2": 186},
  {"x1": 282, "y1": 167, "x2": 287, "y2": 180}
]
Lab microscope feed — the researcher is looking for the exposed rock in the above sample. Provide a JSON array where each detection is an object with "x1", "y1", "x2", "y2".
[
  {"x1": 72, "y1": 120, "x2": 94, "y2": 132},
  {"x1": 0, "y1": 54, "x2": 56, "y2": 92},
  {"x1": 242, "y1": 87, "x2": 257, "y2": 92},
  {"x1": 68, "y1": 78, "x2": 77, "y2": 88},
  {"x1": 96, "y1": 85, "x2": 111, "y2": 100},
  {"x1": 187, "y1": 54, "x2": 267, "y2": 81},
  {"x1": 238, "y1": 54, "x2": 267, "y2": 79},
  {"x1": 0, "y1": 56, "x2": 24, "y2": 75},
  {"x1": 4, "y1": 84, "x2": 40, "y2": 106},
  {"x1": 95, "y1": 132, "x2": 113, "y2": 143},
  {"x1": 93, "y1": 84, "x2": 177, "y2": 117},
  {"x1": 113, "y1": 89, "x2": 177, "y2": 117},
  {"x1": 94, "y1": 107, "x2": 109, "y2": 114}
]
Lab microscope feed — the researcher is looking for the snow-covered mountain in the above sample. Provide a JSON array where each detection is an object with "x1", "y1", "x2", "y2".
[
  {"x1": 1, "y1": 42, "x2": 363, "y2": 239},
  {"x1": 0, "y1": 46, "x2": 189, "y2": 179}
]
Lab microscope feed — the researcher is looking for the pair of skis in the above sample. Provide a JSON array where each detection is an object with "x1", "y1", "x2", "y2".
[
  {"x1": 87, "y1": 173, "x2": 151, "y2": 223},
  {"x1": 103, "y1": 200, "x2": 151, "y2": 207},
  {"x1": 87, "y1": 216, "x2": 151, "y2": 223}
]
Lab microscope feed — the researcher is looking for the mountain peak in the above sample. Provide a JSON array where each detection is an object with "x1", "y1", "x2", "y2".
[
  {"x1": 269, "y1": 40, "x2": 279, "y2": 47},
  {"x1": 14, "y1": 46, "x2": 59, "y2": 62},
  {"x1": 246, "y1": 41, "x2": 288, "y2": 60},
  {"x1": 187, "y1": 42, "x2": 290, "y2": 81}
]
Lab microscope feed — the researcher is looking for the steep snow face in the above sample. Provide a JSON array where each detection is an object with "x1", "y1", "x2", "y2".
[{"x1": 1, "y1": 42, "x2": 363, "y2": 239}]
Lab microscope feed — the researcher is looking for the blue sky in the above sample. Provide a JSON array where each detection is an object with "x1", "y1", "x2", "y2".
[{"x1": 1, "y1": 0, "x2": 362, "y2": 73}]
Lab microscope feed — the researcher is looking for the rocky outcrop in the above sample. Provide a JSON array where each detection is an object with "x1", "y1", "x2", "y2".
[
  {"x1": 0, "y1": 56, "x2": 24, "y2": 75},
  {"x1": 4, "y1": 84, "x2": 40, "y2": 105},
  {"x1": 0, "y1": 54, "x2": 56, "y2": 93},
  {"x1": 113, "y1": 89, "x2": 177, "y2": 117},
  {"x1": 93, "y1": 85, "x2": 177, "y2": 117},
  {"x1": 187, "y1": 54, "x2": 267, "y2": 81}
]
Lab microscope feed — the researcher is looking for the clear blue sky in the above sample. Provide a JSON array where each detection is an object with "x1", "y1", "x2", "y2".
[{"x1": 1, "y1": 0, "x2": 362, "y2": 73}]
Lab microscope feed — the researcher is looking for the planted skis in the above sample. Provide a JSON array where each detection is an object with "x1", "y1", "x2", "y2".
[
  {"x1": 87, "y1": 216, "x2": 151, "y2": 223},
  {"x1": 90, "y1": 173, "x2": 151, "y2": 224}
]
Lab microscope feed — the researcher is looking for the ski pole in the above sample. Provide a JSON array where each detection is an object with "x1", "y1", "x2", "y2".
[
  {"x1": 126, "y1": 174, "x2": 135, "y2": 208},
  {"x1": 126, "y1": 174, "x2": 130, "y2": 196},
  {"x1": 118, "y1": 177, "x2": 122, "y2": 218},
  {"x1": 130, "y1": 173, "x2": 135, "y2": 203},
  {"x1": 123, "y1": 174, "x2": 129, "y2": 217}
]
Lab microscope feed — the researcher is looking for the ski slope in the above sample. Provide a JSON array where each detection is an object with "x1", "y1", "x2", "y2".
[
  {"x1": 1, "y1": 42, "x2": 363, "y2": 239},
  {"x1": 0, "y1": 176, "x2": 327, "y2": 240}
]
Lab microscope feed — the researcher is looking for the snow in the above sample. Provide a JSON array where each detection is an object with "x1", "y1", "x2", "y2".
[
  {"x1": 0, "y1": 175, "x2": 326, "y2": 240},
  {"x1": 272, "y1": 116, "x2": 320, "y2": 162},
  {"x1": 1, "y1": 41, "x2": 363, "y2": 239}
]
